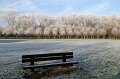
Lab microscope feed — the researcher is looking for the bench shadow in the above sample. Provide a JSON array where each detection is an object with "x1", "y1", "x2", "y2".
[{"x1": 23, "y1": 66, "x2": 77, "y2": 79}]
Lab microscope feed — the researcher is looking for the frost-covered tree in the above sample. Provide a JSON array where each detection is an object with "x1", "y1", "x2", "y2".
[
  {"x1": 74, "y1": 27, "x2": 82, "y2": 38},
  {"x1": 66, "y1": 26, "x2": 73, "y2": 38},
  {"x1": 81, "y1": 27, "x2": 86, "y2": 39},
  {"x1": 51, "y1": 26, "x2": 59, "y2": 38},
  {"x1": 38, "y1": 15, "x2": 55, "y2": 31},
  {"x1": 111, "y1": 28, "x2": 119, "y2": 39},
  {"x1": 24, "y1": 27, "x2": 35, "y2": 38},
  {"x1": 4, "y1": 10, "x2": 20, "y2": 28},
  {"x1": 85, "y1": 27, "x2": 91, "y2": 38},
  {"x1": 35, "y1": 27, "x2": 43, "y2": 38},
  {"x1": 99, "y1": 28, "x2": 107, "y2": 38},
  {"x1": 44, "y1": 27, "x2": 51, "y2": 38},
  {"x1": 2, "y1": 27, "x2": 14, "y2": 38},
  {"x1": 1, "y1": 12, "x2": 120, "y2": 39},
  {"x1": 17, "y1": 28, "x2": 25, "y2": 38},
  {"x1": 89, "y1": 28, "x2": 96, "y2": 38},
  {"x1": 59, "y1": 26, "x2": 66, "y2": 38}
]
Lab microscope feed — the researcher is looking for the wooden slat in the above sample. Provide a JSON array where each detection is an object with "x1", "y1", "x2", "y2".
[
  {"x1": 22, "y1": 55, "x2": 73, "y2": 63},
  {"x1": 23, "y1": 61, "x2": 79, "y2": 69},
  {"x1": 22, "y1": 52, "x2": 73, "y2": 59}
]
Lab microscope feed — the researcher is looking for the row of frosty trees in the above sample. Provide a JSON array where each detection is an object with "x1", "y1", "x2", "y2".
[{"x1": 0, "y1": 10, "x2": 120, "y2": 39}]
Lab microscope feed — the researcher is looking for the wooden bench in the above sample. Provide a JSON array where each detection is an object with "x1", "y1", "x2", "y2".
[{"x1": 22, "y1": 52, "x2": 78, "y2": 72}]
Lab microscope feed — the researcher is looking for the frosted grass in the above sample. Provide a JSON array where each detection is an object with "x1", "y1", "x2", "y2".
[{"x1": 0, "y1": 39, "x2": 120, "y2": 79}]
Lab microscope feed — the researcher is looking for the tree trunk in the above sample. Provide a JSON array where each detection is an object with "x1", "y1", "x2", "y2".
[
  {"x1": 59, "y1": 36, "x2": 60, "y2": 39},
  {"x1": 84, "y1": 36, "x2": 85, "y2": 39},
  {"x1": 97, "y1": 35, "x2": 99, "y2": 39},
  {"x1": 91, "y1": 36, "x2": 92, "y2": 39}
]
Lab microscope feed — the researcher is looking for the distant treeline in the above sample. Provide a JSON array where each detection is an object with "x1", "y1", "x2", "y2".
[{"x1": 0, "y1": 10, "x2": 120, "y2": 39}]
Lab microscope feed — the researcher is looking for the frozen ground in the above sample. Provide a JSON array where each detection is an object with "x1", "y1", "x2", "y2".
[{"x1": 0, "y1": 39, "x2": 120, "y2": 79}]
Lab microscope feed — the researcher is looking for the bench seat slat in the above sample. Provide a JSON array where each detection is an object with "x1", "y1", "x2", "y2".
[
  {"x1": 23, "y1": 61, "x2": 79, "y2": 69},
  {"x1": 22, "y1": 55, "x2": 73, "y2": 63},
  {"x1": 22, "y1": 52, "x2": 73, "y2": 59}
]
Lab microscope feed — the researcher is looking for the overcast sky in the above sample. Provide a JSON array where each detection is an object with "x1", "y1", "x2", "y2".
[
  {"x1": 0, "y1": 0, "x2": 120, "y2": 27},
  {"x1": 0, "y1": 0, "x2": 120, "y2": 16}
]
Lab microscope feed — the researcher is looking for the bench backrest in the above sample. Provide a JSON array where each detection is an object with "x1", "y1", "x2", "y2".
[{"x1": 22, "y1": 52, "x2": 73, "y2": 65}]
